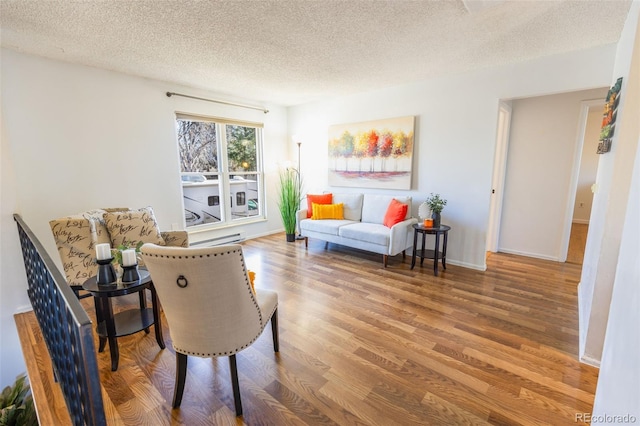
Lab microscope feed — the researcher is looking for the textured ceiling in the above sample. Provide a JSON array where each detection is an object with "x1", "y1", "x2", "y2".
[{"x1": 0, "y1": 1, "x2": 633, "y2": 106}]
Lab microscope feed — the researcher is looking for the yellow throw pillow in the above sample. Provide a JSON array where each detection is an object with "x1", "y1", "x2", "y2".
[{"x1": 312, "y1": 203, "x2": 344, "y2": 220}]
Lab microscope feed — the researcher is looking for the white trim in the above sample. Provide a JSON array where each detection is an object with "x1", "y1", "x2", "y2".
[
  {"x1": 560, "y1": 99, "x2": 604, "y2": 262},
  {"x1": 580, "y1": 355, "x2": 601, "y2": 368},
  {"x1": 486, "y1": 101, "x2": 512, "y2": 252},
  {"x1": 572, "y1": 219, "x2": 590, "y2": 225},
  {"x1": 14, "y1": 304, "x2": 33, "y2": 314},
  {"x1": 446, "y1": 259, "x2": 487, "y2": 271},
  {"x1": 497, "y1": 248, "x2": 560, "y2": 262}
]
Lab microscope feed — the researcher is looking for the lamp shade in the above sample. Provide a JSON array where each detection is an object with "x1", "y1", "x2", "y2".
[{"x1": 418, "y1": 201, "x2": 430, "y2": 219}]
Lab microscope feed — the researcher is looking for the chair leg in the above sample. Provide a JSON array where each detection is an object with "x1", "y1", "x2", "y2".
[
  {"x1": 229, "y1": 355, "x2": 243, "y2": 416},
  {"x1": 271, "y1": 309, "x2": 279, "y2": 352},
  {"x1": 383, "y1": 255, "x2": 388, "y2": 268},
  {"x1": 172, "y1": 353, "x2": 188, "y2": 408},
  {"x1": 98, "y1": 337, "x2": 107, "y2": 352}
]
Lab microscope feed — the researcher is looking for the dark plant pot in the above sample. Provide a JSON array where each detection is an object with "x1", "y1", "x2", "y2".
[
  {"x1": 431, "y1": 212, "x2": 441, "y2": 228},
  {"x1": 286, "y1": 233, "x2": 296, "y2": 242}
]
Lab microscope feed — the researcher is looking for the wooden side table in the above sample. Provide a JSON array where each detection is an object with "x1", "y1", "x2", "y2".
[
  {"x1": 82, "y1": 269, "x2": 165, "y2": 371},
  {"x1": 411, "y1": 224, "x2": 451, "y2": 276}
]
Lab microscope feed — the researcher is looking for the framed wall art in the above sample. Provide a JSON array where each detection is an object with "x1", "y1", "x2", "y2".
[
  {"x1": 597, "y1": 77, "x2": 623, "y2": 154},
  {"x1": 328, "y1": 116, "x2": 415, "y2": 189}
]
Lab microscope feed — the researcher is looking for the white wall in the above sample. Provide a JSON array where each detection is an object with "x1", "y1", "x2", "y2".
[
  {"x1": 592, "y1": 2, "x2": 640, "y2": 420},
  {"x1": 592, "y1": 136, "x2": 640, "y2": 424},
  {"x1": 573, "y1": 107, "x2": 602, "y2": 224},
  {"x1": 579, "y1": 1, "x2": 640, "y2": 365},
  {"x1": 288, "y1": 45, "x2": 616, "y2": 272},
  {"x1": 0, "y1": 72, "x2": 31, "y2": 388},
  {"x1": 0, "y1": 49, "x2": 289, "y2": 387},
  {"x1": 499, "y1": 88, "x2": 607, "y2": 261}
]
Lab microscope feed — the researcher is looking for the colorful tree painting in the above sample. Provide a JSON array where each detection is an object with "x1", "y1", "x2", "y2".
[{"x1": 328, "y1": 116, "x2": 415, "y2": 189}]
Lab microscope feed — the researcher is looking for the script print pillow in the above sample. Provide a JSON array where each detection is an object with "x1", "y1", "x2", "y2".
[{"x1": 105, "y1": 206, "x2": 166, "y2": 248}]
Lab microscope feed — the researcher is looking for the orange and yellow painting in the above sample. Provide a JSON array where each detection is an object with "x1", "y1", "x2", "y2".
[
  {"x1": 597, "y1": 77, "x2": 622, "y2": 154},
  {"x1": 328, "y1": 116, "x2": 415, "y2": 189}
]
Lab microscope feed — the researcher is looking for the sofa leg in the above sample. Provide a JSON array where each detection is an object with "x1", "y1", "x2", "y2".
[
  {"x1": 383, "y1": 255, "x2": 388, "y2": 268},
  {"x1": 304, "y1": 237, "x2": 308, "y2": 248},
  {"x1": 402, "y1": 250, "x2": 406, "y2": 259},
  {"x1": 325, "y1": 241, "x2": 329, "y2": 250}
]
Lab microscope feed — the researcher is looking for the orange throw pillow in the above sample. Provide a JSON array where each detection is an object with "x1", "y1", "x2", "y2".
[
  {"x1": 312, "y1": 203, "x2": 344, "y2": 220},
  {"x1": 306, "y1": 193, "x2": 332, "y2": 218},
  {"x1": 248, "y1": 270, "x2": 256, "y2": 294},
  {"x1": 383, "y1": 199, "x2": 408, "y2": 228}
]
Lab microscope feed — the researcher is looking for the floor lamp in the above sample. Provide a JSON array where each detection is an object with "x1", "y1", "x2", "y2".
[{"x1": 296, "y1": 141, "x2": 305, "y2": 240}]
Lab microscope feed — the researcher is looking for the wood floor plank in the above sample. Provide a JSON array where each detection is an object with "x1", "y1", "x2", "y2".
[{"x1": 16, "y1": 231, "x2": 599, "y2": 424}]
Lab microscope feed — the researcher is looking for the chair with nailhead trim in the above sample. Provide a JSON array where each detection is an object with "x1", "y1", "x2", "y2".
[{"x1": 140, "y1": 243, "x2": 279, "y2": 416}]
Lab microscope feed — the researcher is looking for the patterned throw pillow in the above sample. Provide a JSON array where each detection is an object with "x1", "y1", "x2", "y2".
[
  {"x1": 104, "y1": 206, "x2": 166, "y2": 248},
  {"x1": 49, "y1": 210, "x2": 112, "y2": 286}
]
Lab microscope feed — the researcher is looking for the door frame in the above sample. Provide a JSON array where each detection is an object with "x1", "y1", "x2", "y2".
[
  {"x1": 486, "y1": 101, "x2": 512, "y2": 253},
  {"x1": 559, "y1": 99, "x2": 604, "y2": 261}
]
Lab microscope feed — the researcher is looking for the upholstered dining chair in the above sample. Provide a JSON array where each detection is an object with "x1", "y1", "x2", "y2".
[{"x1": 140, "y1": 243, "x2": 279, "y2": 416}]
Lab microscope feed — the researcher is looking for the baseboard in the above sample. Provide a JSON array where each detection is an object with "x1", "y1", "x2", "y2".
[
  {"x1": 446, "y1": 259, "x2": 486, "y2": 271},
  {"x1": 497, "y1": 248, "x2": 560, "y2": 262},
  {"x1": 14, "y1": 304, "x2": 33, "y2": 314},
  {"x1": 580, "y1": 354, "x2": 601, "y2": 368}
]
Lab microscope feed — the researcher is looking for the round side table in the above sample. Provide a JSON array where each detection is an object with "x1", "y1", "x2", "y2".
[
  {"x1": 83, "y1": 269, "x2": 165, "y2": 371},
  {"x1": 410, "y1": 224, "x2": 451, "y2": 276}
]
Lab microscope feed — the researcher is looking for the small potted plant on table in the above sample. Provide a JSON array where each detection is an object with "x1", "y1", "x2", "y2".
[{"x1": 426, "y1": 193, "x2": 447, "y2": 228}]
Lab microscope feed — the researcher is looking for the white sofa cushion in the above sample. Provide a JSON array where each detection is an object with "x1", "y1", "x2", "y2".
[
  {"x1": 361, "y1": 195, "x2": 412, "y2": 225},
  {"x1": 332, "y1": 193, "x2": 364, "y2": 221},
  {"x1": 300, "y1": 219, "x2": 356, "y2": 236},
  {"x1": 339, "y1": 222, "x2": 390, "y2": 246}
]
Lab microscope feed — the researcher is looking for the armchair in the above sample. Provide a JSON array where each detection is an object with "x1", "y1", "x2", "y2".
[
  {"x1": 140, "y1": 243, "x2": 279, "y2": 416},
  {"x1": 50, "y1": 207, "x2": 188, "y2": 298}
]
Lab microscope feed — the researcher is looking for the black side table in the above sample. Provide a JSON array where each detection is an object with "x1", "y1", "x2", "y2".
[
  {"x1": 411, "y1": 224, "x2": 451, "y2": 276},
  {"x1": 82, "y1": 269, "x2": 165, "y2": 371}
]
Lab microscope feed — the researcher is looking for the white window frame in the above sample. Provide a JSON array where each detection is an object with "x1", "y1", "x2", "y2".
[{"x1": 175, "y1": 112, "x2": 266, "y2": 230}]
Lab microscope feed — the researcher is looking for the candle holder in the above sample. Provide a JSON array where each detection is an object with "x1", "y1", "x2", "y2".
[
  {"x1": 122, "y1": 264, "x2": 140, "y2": 283},
  {"x1": 96, "y1": 257, "x2": 117, "y2": 285}
]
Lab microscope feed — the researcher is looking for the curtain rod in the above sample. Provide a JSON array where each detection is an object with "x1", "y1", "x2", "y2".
[{"x1": 166, "y1": 91, "x2": 269, "y2": 114}]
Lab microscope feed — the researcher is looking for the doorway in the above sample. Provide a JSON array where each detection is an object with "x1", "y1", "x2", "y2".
[
  {"x1": 565, "y1": 100, "x2": 604, "y2": 264},
  {"x1": 486, "y1": 90, "x2": 606, "y2": 264}
]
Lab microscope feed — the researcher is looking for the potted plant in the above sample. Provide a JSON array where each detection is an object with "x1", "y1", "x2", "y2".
[
  {"x1": 111, "y1": 241, "x2": 143, "y2": 265},
  {"x1": 426, "y1": 192, "x2": 447, "y2": 228},
  {"x1": 277, "y1": 168, "x2": 302, "y2": 242},
  {"x1": 0, "y1": 374, "x2": 37, "y2": 426}
]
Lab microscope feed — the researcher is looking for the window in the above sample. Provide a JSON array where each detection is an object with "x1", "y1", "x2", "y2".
[{"x1": 176, "y1": 114, "x2": 264, "y2": 228}]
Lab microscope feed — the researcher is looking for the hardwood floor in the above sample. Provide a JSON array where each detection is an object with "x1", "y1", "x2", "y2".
[
  {"x1": 566, "y1": 223, "x2": 589, "y2": 265},
  {"x1": 18, "y1": 233, "x2": 598, "y2": 425}
]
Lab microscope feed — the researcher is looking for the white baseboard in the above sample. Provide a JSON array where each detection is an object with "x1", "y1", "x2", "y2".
[
  {"x1": 446, "y1": 259, "x2": 486, "y2": 271},
  {"x1": 14, "y1": 304, "x2": 33, "y2": 314},
  {"x1": 580, "y1": 354, "x2": 601, "y2": 368},
  {"x1": 497, "y1": 248, "x2": 560, "y2": 262}
]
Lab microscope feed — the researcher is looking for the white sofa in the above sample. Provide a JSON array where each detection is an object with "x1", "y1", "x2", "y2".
[{"x1": 298, "y1": 193, "x2": 418, "y2": 267}]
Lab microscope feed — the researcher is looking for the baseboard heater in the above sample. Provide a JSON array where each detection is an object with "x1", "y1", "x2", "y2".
[{"x1": 190, "y1": 232, "x2": 245, "y2": 247}]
